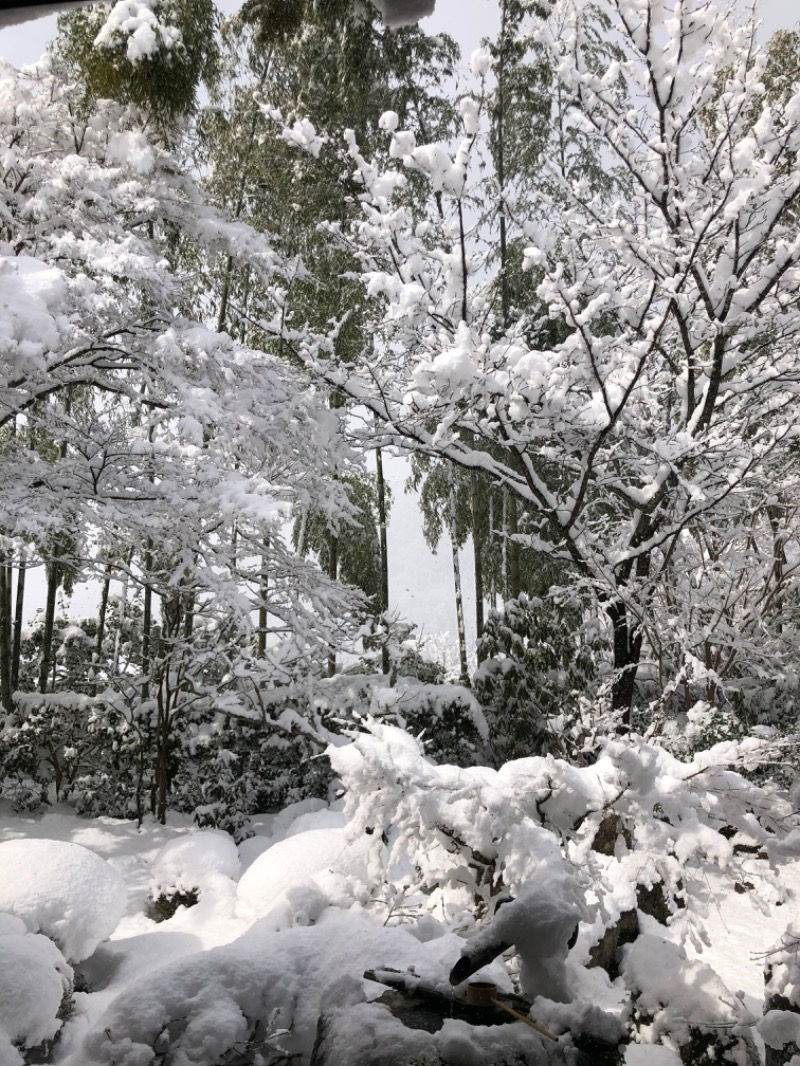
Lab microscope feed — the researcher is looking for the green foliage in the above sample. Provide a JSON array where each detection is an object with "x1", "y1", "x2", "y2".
[
  {"x1": 408, "y1": 454, "x2": 565, "y2": 604},
  {"x1": 474, "y1": 593, "x2": 607, "y2": 762},
  {"x1": 293, "y1": 471, "x2": 390, "y2": 606},
  {"x1": 57, "y1": 0, "x2": 218, "y2": 134},
  {"x1": 489, "y1": 0, "x2": 552, "y2": 188},
  {"x1": 150, "y1": 887, "x2": 200, "y2": 922}
]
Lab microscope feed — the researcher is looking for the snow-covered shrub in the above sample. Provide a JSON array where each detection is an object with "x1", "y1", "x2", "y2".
[
  {"x1": 622, "y1": 935, "x2": 758, "y2": 1065},
  {"x1": 473, "y1": 594, "x2": 606, "y2": 764},
  {"x1": 327, "y1": 722, "x2": 798, "y2": 1038},
  {"x1": 762, "y1": 913, "x2": 800, "y2": 1066},
  {"x1": 365, "y1": 677, "x2": 490, "y2": 768},
  {"x1": 150, "y1": 829, "x2": 241, "y2": 921},
  {"x1": 175, "y1": 672, "x2": 489, "y2": 836},
  {"x1": 312, "y1": 1006, "x2": 553, "y2": 1066},
  {"x1": 0, "y1": 924, "x2": 73, "y2": 1066},
  {"x1": 0, "y1": 839, "x2": 126, "y2": 962},
  {"x1": 0, "y1": 687, "x2": 150, "y2": 819},
  {"x1": 236, "y1": 828, "x2": 370, "y2": 925}
]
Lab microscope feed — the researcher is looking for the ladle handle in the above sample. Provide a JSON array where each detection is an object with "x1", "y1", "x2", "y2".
[{"x1": 490, "y1": 997, "x2": 558, "y2": 1041}]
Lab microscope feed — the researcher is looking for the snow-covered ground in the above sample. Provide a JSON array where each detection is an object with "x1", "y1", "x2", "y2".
[{"x1": 0, "y1": 794, "x2": 796, "y2": 1065}]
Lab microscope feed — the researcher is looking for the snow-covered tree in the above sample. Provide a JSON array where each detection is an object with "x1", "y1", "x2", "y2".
[
  {"x1": 0, "y1": 49, "x2": 369, "y2": 823},
  {"x1": 277, "y1": 0, "x2": 800, "y2": 727}
]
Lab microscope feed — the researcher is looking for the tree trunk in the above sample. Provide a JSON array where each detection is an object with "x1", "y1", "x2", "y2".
[
  {"x1": 0, "y1": 561, "x2": 13, "y2": 712},
  {"x1": 182, "y1": 589, "x2": 194, "y2": 643},
  {"x1": 507, "y1": 493, "x2": 520, "y2": 600},
  {"x1": 471, "y1": 470, "x2": 485, "y2": 661},
  {"x1": 12, "y1": 554, "x2": 25, "y2": 693},
  {"x1": 38, "y1": 555, "x2": 61, "y2": 695},
  {"x1": 376, "y1": 447, "x2": 390, "y2": 675},
  {"x1": 257, "y1": 536, "x2": 269, "y2": 658},
  {"x1": 488, "y1": 487, "x2": 498, "y2": 612},
  {"x1": 155, "y1": 680, "x2": 170, "y2": 825},
  {"x1": 607, "y1": 599, "x2": 642, "y2": 729},
  {"x1": 142, "y1": 547, "x2": 153, "y2": 701},
  {"x1": 327, "y1": 533, "x2": 339, "y2": 678},
  {"x1": 96, "y1": 567, "x2": 111, "y2": 679},
  {"x1": 449, "y1": 482, "x2": 469, "y2": 683}
]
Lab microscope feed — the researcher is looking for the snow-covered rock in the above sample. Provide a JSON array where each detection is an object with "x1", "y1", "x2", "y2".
[{"x1": 0, "y1": 839, "x2": 126, "y2": 962}]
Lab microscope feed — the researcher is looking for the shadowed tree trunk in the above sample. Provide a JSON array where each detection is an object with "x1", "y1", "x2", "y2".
[
  {"x1": 376, "y1": 447, "x2": 390, "y2": 675},
  {"x1": 12, "y1": 554, "x2": 25, "y2": 693}
]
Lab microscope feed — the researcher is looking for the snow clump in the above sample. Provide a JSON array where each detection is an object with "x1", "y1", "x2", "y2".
[
  {"x1": 0, "y1": 838, "x2": 126, "y2": 962},
  {"x1": 73, "y1": 910, "x2": 438, "y2": 1066},
  {"x1": 94, "y1": 0, "x2": 182, "y2": 64}
]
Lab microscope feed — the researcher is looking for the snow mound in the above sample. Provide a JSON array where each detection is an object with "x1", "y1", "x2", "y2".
[
  {"x1": 0, "y1": 839, "x2": 126, "y2": 961},
  {"x1": 151, "y1": 829, "x2": 241, "y2": 896},
  {"x1": 0, "y1": 931, "x2": 72, "y2": 1052},
  {"x1": 236, "y1": 828, "x2": 369, "y2": 923},
  {"x1": 0, "y1": 913, "x2": 27, "y2": 937},
  {"x1": 73, "y1": 909, "x2": 444, "y2": 1066}
]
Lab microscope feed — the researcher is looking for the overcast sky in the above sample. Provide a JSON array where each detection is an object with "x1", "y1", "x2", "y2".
[{"x1": 1, "y1": 0, "x2": 792, "y2": 71}]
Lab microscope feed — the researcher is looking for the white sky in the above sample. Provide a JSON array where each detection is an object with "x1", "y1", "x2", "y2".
[{"x1": 0, "y1": 0, "x2": 794, "y2": 68}]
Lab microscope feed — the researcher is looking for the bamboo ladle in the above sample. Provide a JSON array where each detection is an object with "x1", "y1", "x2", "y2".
[{"x1": 465, "y1": 982, "x2": 558, "y2": 1041}]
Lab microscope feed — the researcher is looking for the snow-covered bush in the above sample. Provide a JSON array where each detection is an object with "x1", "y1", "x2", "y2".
[
  {"x1": 150, "y1": 829, "x2": 241, "y2": 921},
  {"x1": 0, "y1": 922, "x2": 73, "y2": 1066},
  {"x1": 328, "y1": 722, "x2": 799, "y2": 1003},
  {"x1": 236, "y1": 827, "x2": 370, "y2": 925},
  {"x1": 761, "y1": 913, "x2": 800, "y2": 1066},
  {"x1": 622, "y1": 935, "x2": 758, "y2": 1065},
  {"x1": 0, "y1": 839, "x2": 126, "y2": 962},
  {"x1": 0, "y1": 690, "x2": 124, "y2": 812},
  {"x1": 364, "y1": 677, "x2": 490, "y2": 768}
]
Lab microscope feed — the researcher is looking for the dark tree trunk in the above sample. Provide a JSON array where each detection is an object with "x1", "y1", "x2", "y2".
[
  {"x1": 0, "y1": 561, "x2": 13, "y2": 712},
  {"x1": 507, "y1": 493, "x2": 520, "y2": 600},
  {"x1": 607, "y1": 599, "x2": 643, "y2": 729},
  {"x1": 471, "y1": 470, "x2": 485, "y2": 661},
  {"x1": 155, "y1": 681, "x2": 170, "y2": 825},
  {"x1": 257, "y1": 536, "x2": 269, "y2": 658},
  {"x1": 38, "y1": 555, "x2": 61, "y2": 695},
  {"x1": 376, "y1": 447, "x2": 390, "y2": 675},
  {"x1": 96, "y1": 568, "x2": 111, "y2": 675},
  {"x1": 12, "y1": 556, "x2": 25, "y2": 693},
  {"x1": 448, "y1": 482, "x2": 469, "y2": 683},
  {"x1": 327, "y1": 534, "x2": 339, "y2": 678}
]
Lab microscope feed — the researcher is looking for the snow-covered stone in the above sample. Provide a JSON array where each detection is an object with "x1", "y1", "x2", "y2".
[
  {"x1": 0, "y1": 839, "x2": 126, "y2": 962},
  {"x1": 72, "y1": 910, "x2": 446, "y2": 1066}
]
